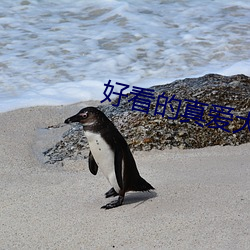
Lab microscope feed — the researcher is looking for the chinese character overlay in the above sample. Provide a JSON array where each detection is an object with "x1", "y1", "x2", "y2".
[
  {"x1": 154, "y1": 93, "x2": 182, "y2": 119},
  {"x1": 206, "y1": 105, "x2": 234, "y2": 132},
  {"x1": 100, "y1": 79, "x2": 114, "y2": 103},
  {"x1": 128, "y1": 86, "x2": 155, "y2": 114},
  {"x1": 101, "y1": 80, "x2": 249, "y2": 134},
  {"x1": 100, "y1": 80, "x2": 129, "y2": 107},
  {"x1": 181, "y1": 99, "x2": 209, "y2": 127},
  {"x1": 112, "y1": 82, "x2": 129, "y2": 107},
  {"x1": 233, "y1": 112, "x2": 250, "y2": 133}
]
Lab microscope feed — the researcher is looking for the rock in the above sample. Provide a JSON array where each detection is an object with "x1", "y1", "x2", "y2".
[{"x1": 43, "y1": 74, "x2": 250, "y2": 164}]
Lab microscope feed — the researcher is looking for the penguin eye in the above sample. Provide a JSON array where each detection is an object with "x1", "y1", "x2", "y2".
[{"x1": 79, "y1": 112, "x2": 88, "y2": 119}]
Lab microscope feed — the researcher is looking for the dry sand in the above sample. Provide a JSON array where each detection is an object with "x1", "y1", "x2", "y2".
[{"x1": 0, "y1": 102, "x2": 249, "y2": 249}]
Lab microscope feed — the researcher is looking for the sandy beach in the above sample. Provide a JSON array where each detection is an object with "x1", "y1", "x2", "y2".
[{"x1": 0, "y1": 102, "x2": 249, "y2": 249}]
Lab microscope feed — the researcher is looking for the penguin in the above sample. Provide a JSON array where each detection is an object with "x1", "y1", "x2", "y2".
[{"x1": 65, "y1": 107, "x2": 154, "y2": 209}]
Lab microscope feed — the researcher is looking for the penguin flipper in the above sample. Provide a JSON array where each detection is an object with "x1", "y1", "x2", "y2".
[
  {"x1": 88, "y1": 151, "x2": 98, "y2": 175},
  {"x1": 114, "y1": 146, "x2": 124, "y2": 190}
]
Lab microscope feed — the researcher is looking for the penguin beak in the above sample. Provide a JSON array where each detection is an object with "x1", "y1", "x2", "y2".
[{"x1": 64, "y1": 114, "x2": 81, "y2": 124}]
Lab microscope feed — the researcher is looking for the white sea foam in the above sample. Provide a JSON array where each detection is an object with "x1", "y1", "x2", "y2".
[{"x1": 0, "y1": 0, "x2": 249, "y2": 112}]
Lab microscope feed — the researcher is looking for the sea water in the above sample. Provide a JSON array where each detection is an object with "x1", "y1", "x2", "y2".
[{"x1": 0, "y1": 0, "x2": 249, "y2": 112}]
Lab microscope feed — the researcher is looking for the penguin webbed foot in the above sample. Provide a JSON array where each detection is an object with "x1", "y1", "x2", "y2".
[
  {"x1": 101, "y1": 196, "x2": 124, "y2": 209},
  {"x1": 105, "y1": 187, "x2": 118, "y2": 198}
]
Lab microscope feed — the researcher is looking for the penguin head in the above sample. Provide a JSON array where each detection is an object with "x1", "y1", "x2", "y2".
[{"x1": 65, "y1": 107, "x2": 109, "y2": 129}]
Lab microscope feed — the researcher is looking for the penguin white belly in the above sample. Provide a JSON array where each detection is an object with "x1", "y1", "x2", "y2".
[{"x1": 85, "y1": 131, "x2": 120, "y2": 193}]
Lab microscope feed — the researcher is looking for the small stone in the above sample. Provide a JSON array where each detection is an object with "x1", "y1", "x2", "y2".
[
  {"x1": 143, "y1": 138, "x2": 153, "y2": 143},
  {"x1": 178, "y1": 131, "x2": 186, "y2": 136}
]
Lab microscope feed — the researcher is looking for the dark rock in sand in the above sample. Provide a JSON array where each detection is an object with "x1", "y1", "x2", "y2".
[{"x1": 43, "y1": 74, "x2": 250, "y2": 164}]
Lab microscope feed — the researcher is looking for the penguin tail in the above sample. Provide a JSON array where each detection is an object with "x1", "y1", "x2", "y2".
[{"x1": 131, "y1": 176, "x2": 154, "y2": 192}]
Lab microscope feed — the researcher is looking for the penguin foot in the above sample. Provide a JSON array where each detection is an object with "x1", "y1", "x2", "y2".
[
  {"x1": 105, "y1": 187, "x2": 118, "y2": 198},
  {"x1": 101, "y1": 196, "x2": 124, "y2": 209}
]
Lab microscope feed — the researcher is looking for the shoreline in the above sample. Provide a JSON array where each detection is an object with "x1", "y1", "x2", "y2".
[{"x1": 0, "y1": 102, "x2": 249, "y2": 249}]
